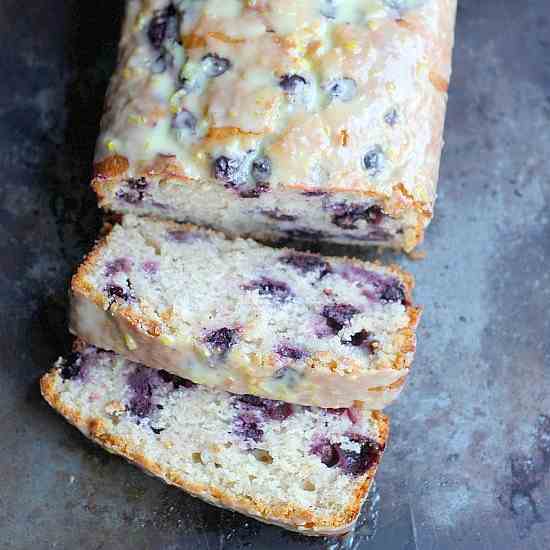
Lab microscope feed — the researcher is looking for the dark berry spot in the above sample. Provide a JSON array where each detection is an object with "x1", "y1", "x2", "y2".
[
  {"x1": 342, "y1": 329, "x2": 378, "y2": 354},
  {"x1": 251, "y1": 156, "x2": 272, "y2": 182},
  {"x1": 212, "y1": 156, "x2": 246, "y2": 187},
  {"x1": 172, "y1": 108, "x2": 197, "y2": 132},
  {"x1": 105, "y1": 257, "x2": 133, "y2": 276},
  {"x1": 362, "y1": 146, "x2": 385, "y2": 177},
  {"x1": 280, "y1": 253, "x2": 331, "y2": 277},
  {"x1": 202, "y1": 53, "x2": 232, "y2": 77},
  {"x1": 142, "y1": 260, "x2": 159, "y2": 274},
  {"x1": 238, "y1": 181, "x2": 271, "y2": 198},
  {"x1": 302, "y1": 190, "x2": 327, "y2": 197},
  {"x1": 234, "y1": 413, "x2": 264, "y2": 442},
  {"x1": 205, "y1": 327, "x2": 239, "y2": 354},
  {"x1": 338, "y1": 434, "x2": 382, "y2": 475},
  {"x1": 325, "y1": 77, "x2": 357, "y2": 102},
  {"x1": 60, "y1": 352, "x2": 83, "y2": 380},
  {"x1": 127, "y1": 367, "x2": 159, "y2": 418},
  {"x1": 260, "y1": 209, "x2": 297, "y2": 222},
  {"x1": 322, "y1": 304, "x2": 359, "y2": 333},
  {"x1": 311, "y1": 434, "x2": 381, "y2": 475},
  {"x1": 384, "y1": 108, "x2": 398, "y2": 126},
  {"x1": 158, "y1": 369, "x2": 195, "y2": 389},
  {"x1": 151, "y1": 426, "x2": 165, "y2": 434},
  {"x1": 379, "y1": 282, "x2": 406, "y2": 304},
  {"x1": 275, "y1": 345, "x2": 306, "y2": 361},
  {"x1": 331, "y1": 203, "x2": 384, "y2": 229},
  {"x1": 236, "y1": 395, "x2": 293, "y2": 421},
  {"x1": 243, "y1": 277, "x2": 292, "y2": 302},
  {"x1": 116, "y1": 177, "x2": 149, "y2": 205},
  {"x1": 147, "y1": 4, "x2": 180, "y2": 49},
  {"x1": 279, "y1": 74, "x2": 308, "y2": 94},
  {"x1": 105, "y1": 284, "x2": 129, "y2": 301},
  {"x1": 311, "y1": 438, "x2": 340, "y2": 468}
]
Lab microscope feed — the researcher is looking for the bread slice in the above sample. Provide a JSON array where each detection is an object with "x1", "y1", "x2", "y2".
[
  {"x1": 40, "y1": 342, "x2": 389, "y2": 535},
  {"x1": 70, "y1": 215, "x2": 420, "y2": 408},
  {"x1": 92, "y1": 0, "x2": 456, "y2": 252}
]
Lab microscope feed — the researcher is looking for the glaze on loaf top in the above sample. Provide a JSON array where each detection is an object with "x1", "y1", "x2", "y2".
[{"x1": 96, "y1": 0, "x2": 455, "y2": 207}]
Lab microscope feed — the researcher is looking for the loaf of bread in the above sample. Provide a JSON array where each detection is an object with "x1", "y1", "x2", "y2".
[
  {"x1": 70, "y1": 215, "x2": 420, "y2": 408},
  {"x1": 92, "y1": 0, "x2": 456, "y2": 251},
  {"x1": 41, "y1": 342, "x2": 388, "y2": 535}
]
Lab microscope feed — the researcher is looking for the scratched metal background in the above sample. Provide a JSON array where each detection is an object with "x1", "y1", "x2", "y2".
[{"x1": 1, "y1": 1, "x2": 549, "y2": 549}]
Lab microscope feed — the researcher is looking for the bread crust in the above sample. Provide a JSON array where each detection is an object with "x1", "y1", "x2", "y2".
[{"x1": 40, "y1": 368, "x2": 388, "y2": 535}]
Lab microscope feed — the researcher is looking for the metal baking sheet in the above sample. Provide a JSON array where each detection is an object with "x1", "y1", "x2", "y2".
[{"x1": 1, "y1": 1, "x2": 549, "y2": 548}]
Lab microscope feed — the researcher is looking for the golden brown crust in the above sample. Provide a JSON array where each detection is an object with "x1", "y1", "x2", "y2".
[{"x1": 40, "y1": 369, "x2": 388, "y2": 535}]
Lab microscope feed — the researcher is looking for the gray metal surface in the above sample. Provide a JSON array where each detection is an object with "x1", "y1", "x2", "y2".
[{"x1": 1, "y1": 1, "x2": 549, "y2": 548}]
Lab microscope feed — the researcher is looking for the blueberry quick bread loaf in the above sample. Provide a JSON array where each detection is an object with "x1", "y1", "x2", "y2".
[
  {"x1": 92, "y1": 0, "x2": 456, "y2": 252},
  {"x1": 70, "y1": 216, "x2": 420, "y2": 408},
  {"x1": 41, "y1": 343, "x2": 388, "y2": 534}
]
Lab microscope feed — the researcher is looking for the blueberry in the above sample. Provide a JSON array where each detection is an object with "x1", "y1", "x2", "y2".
[
  {"x1": 322, "y1": 304, "x2": 359, "y2": 333},
  {"x1": 127, "y1": 367, "x2": 159, "y2": 418},
  {"x1": 342, "y1": 329, "x2": 377, "y2": 354},
  {"x1": 380, "y1": 282, "x2": 406, "y2": 304},
  {"x1": 260, "y1": 209, "x2": 297, "y2": 222},
  {"x1": 301, "y1": 190, "x2": 327, "y2": 197},
  {"x1": 201, "y1": 53, "x2": 232, "y2": 77},
  {"x1": 362, "y1": 146, "x2": 385, "y2": 177},
  {"x1": 243, "y1": 277, "x2": 293, "y2": 302},
  {"x1": 147, "y1": 4, "x2": 180, "y2": 49},
  {"x1": 280, "y1": 253, "x2": 331, "y2": 277},
  {"x1": 275, "y1": 345, "x2": 306, "y2": 360},
  {"x1": 158, "y1": 369, "x2": 195, "y2": 389},
  {"x1": 236, "y1": 395, "x2": 293, "y2": 421},
  {"x1": 205, "y1": 327, "x2": 239, "y2": 354},
  {"x1": 105, "y1": 284, "x2": 130, "y2": 301},
  {"x1": 116, "y1": 177, "x2": 149, "y2": 205},
  {"x1": 311, "y1": 435, "x2": 381, "y2": 475},
  {"x1": 338, "y1": 434, "x2": 382, "y2": 476},
  {"x1": 251, "y1": 156, "x2": 272, "y2": 182},
  {"x1": 234, "y1": 413, "x2": 264, "y2": 442},
  {"x1": 238, "y1": 181, "x2": 271, "y2": 198},
  {"x1": 311, "y1": 438, "x2": 340, "y2": 468},
  {"x1": 384, "y1": 108, "x2": 398, "y2": 126},
  {"x1": 331, "y1": 203, "x2": 384, "y2": 230},
  {"x1": 60, "y1": 352, "x2": 83, "y2": 380},
  {"x1": 172, "y1": 108, "x2": 197, "y2": 132},
  {"x1": 279, "y1": 74, "x2": 308, "y2": 94},
  {"x1": 324, "y1": 77, "x2": 357, "y2": 102},
  {"x1": 212, "y1": 156, "x2": 246, "y2": 187},
  {"x1": 267, "y1": 401, "x2": 294, "y2": 421}
]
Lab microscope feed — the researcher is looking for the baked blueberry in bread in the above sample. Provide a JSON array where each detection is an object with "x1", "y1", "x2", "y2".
[
  {"x1": 41, "y1": 342, "x2": 389, "y2": 535},
  {"x1": 92, "y1": 0, "x2": 457, "y2": 251},
  {"x1": 69, "y1": 215, "x2": 420, "y2": 408}
]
